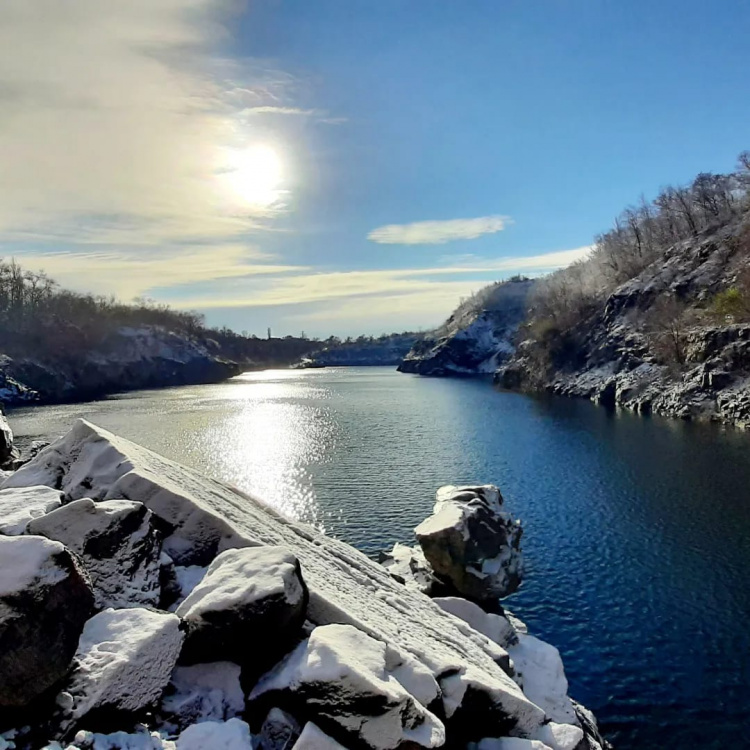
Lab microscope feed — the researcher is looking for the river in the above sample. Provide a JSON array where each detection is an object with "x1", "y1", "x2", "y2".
[{"x1": 7, "y1": 367, "x2": 750, "y2": 749}]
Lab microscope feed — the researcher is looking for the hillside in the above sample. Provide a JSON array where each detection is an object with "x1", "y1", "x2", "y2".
[
  {"x1": 399, "y1": 278, "x2": 535, "y2": 376},
  {"x1": 403, "y1": 153, "x2": 750, "y2": 427},
  {"x1": 0, "y1": 260, "x2": 318, "y2": 404},
  {"x1": 298, "y1": 332, "x2": 420, "y2": 367}
]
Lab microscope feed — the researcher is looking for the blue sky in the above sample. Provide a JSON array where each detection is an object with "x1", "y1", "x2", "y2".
[{"x1": 2, "y1": 1, "x2": 748, "y2": 337}]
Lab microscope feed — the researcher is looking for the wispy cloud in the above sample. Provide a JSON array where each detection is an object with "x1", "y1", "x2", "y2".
[
  {"x1": 368, "y1": 215, "x2": 511, "y2": 245},
  {"x1": 242, "y1": 106, "x2": 318, "y2": 116},
  {"x1": 0, "y1": 0, "x2": 295, "y2": 247},
  {"x1": 164, "y1": 245, "x2": 592, "y2": 309}
]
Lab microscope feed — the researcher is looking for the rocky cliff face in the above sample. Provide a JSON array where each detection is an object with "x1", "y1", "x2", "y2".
[
  {"x1": 0, "y1": 326, "x2": 241, "y2": 405},
  {"x1": 299, "y1": 334, "x2": 419, "y2": 368},
  {"x1": 399, "y1": 279, "x2": 535, "y2": 376},
  {"x1": 0, "y1": 419, "x2": 610, "y2": 749},
  {"x1": 497, "y1": 223, "x2": 750, "y2": 426}
]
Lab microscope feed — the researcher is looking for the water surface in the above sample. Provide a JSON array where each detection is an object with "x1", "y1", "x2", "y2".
[{"x1": 9, "y1": 368, "x2": 750, "y2": 748}]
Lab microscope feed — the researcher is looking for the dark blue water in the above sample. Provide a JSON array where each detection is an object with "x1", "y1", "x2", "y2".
[{"x1": 9, "y1": 368, "x2": 750, "y2": 749}]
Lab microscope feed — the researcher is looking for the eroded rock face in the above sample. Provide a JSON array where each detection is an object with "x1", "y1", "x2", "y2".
[
  {"x1": 0, "y1": 535, "x2": 95, "y2": 708},
  {"x1": 27, "y1": 498, "x2": 162, "y2": 609},
  {"x1": 0, "y1": 485, "x2": 64, "y2": 535},
  {"x1": 0, "y1": 413, "x2": 18, "y2": 470},
  {"x1": 249, "y1": 623, "x2": 446, "y2": 750},
  {"x1": 415, "y1": 485, "x2": 523, "y2": 604},
  {"x1": 58, "y1": 608, "x2": 183, "y2": 733},
  {"x1": 176, "y1": 546, "x2": 308, "y2": 668}
]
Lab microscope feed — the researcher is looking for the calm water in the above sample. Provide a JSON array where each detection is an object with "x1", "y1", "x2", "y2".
[{"x1": 8, "y1": 368, "x2": 750, "y2": 749}]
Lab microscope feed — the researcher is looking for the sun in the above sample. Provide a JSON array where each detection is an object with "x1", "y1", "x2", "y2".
[{"x1": 221, "y1": 144, "x2": 283, "y2": 208}]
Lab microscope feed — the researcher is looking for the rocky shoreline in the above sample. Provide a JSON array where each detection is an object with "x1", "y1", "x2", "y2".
[{"x1": 0, "y1": 419, "x2": 610, "y2": 750}]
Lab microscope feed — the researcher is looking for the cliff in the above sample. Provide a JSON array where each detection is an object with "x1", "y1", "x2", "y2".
[
  {"x1": 0, "y1": 326, "x2": 241, "y2": 405},
  {"x1": 0, "y1": 420, "x2": 609, "y2": 750},
  {"x1": 398, "y1": 279, "x2": 535, "y2": 376},
  {"x1": 298, "y1": 334, "x2": 419, "y2": 368}
]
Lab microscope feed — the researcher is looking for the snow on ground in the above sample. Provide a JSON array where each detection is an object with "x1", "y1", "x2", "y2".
[
  {"x1": 0, "y1": 534, "x2": 67, "y2": 596},
  {"x1": 160, "y1": 662, "x2": 244, "y2": 729},
  {"x1": 175, "y1": 719, "x2": 253, "y2": 750},
  {"x1": 0, "y1": 486, "x2": 63, "y2": 535},
  {"x1": 507, "y1": 634, "x2": 577, "y2": 725},
  {"x1": 62, "y1": 608, "x2": 184, "y2": 724}
]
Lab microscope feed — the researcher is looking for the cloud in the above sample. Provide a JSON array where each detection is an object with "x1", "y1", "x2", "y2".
[
  {"x1": 368, "y1": 215, "x2": 511, "y2": 245},
  {"x1": 0, "y1": 0, "x2": 294, "y2": 246},
  {"x1": 15, "y1": 245, "x2": 308, "y2": 301},
  {"x1": 166, "y1": 245, "x2": 592, "y2": 309}
]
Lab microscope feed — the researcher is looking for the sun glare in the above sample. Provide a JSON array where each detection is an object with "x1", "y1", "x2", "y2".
[{"x1": 221, "y1": 144, "x2": 283, "y2": 208}]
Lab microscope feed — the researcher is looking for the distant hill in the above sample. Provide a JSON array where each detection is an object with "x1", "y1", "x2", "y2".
[
  {"x1": 298, "y1": 332, "x2": 420, "y2": 367},
  {"x1": 0, "y1": 260, "x2": 319, "y2": 404},
  {"x1": 401, "y1": 152, "x2": 750, "y2": 427}
]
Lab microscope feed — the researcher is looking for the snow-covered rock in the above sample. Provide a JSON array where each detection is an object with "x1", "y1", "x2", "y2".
[
  {"x1": 0, "y1": 535, "x2": 95, "y2": 707},
  {"x1": 415, "y1": 485, "x2": 523, "y2": 604},
  {"x1": 472, "y1": 740, "x2": 553, "y2": 750},
  {"x1": 0, "y1": 413, "x2": 17, "y2": 469},
  {"x1": 507, "y1": 635, "x2": 576, "y2": 726},
  {"x1": 176, "y1": 546, "x2": 307, "y2": 667},
  {"x1": 293, "y1": 722, "x2": 349, "y2": 750},
  {"x1": 3, "y1": 421, "x2": 599, "y2": 748},
  {"x1": 27, "y1": 499, "x2": 161, "y2": 609},
  {"x1": 378, "y1": 543, "x2": 439, "y2": 595},
  {"x1": 68, "y1": 727, "x2": 176, "y2": 749},
  {"x1": 258, "y1": 708, "x2": 302, "y2": 750},
  {"x1": 59, "y1": 608, "x2": 183, "y2": 732},
  {"x1": 249, "y1": 623, "x2": 445, "y2": 750},
  {"x1": 433, "y1": 597, "x2": 517, "y2": 649},
  {"x1": 176, "y1": 718, "x2": 253, "y2": 750},
  {"x1": 0, "y1": 485, "x2": 64, "y2": 535},
  {"x1": 159, "y1": 662, "x2": 244, "y2": 732}
]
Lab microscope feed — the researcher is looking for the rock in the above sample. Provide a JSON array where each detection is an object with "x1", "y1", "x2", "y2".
[
  {"x1": 0, "y1": 535, "x2": 95, "y2": 708},
  {"x1": 159, "y1": 662, "x2": 244, "y2": 732},
  {"x1": 4, "y1": 421, "x2": 585, "y2": 747},
  {"x1": 378, "y1": 543, "x2": 439, "y2": 595},
  {"x1": 249, "y1": 623, "x2": 445, "y2": 750},
  {"x1": 473, "y1": 740, "x2": 553, "y2": 750},
  {"x1": 176, "y1": 546, "x2": 307, "y2": 667},
  {"x1": 293, "y1": 723, "x2": 349, "y2": 750},
  {"x1": 507, "y1": 636, "x2": 577, "y2": 725},
  {"x1": 159, "y1": 553, "x2": 182, "y2": 610},
  {"x1": 433, "y1": 597, "x2": 517, "y2": 648},
  {"x1": 176, "y1": 718, "x2": 253, "y2": 750},
  {"x1": 415, "y1": 485, "x2": 523, "y2": 603},
  {"x1": 27, "y1": 498, "x2": 162, "y2": 609},
  {"x1": 58, "y1": 608, "x2": 183, "y2": 733},
  {"x1": 0, "y1": 413, "x2": 18, "y2": 470},
  {"x1": 399, "y1": 279, "x2": 534, "y2": 377},
  {"x1": 0, "y1": 485, "x2": 64, "y2": 535},
  {"x1": 68, "y1": 727, "x2": 176, "y2": 749},
  {"x1": 258, "y1": 707, "x2": 302, "y2": 750}
]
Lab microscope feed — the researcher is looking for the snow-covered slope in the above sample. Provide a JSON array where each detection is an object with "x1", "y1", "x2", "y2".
[
  {"x1": 399, "y1": 280, "x2": 534, "y2": 376},
  {"x1": 0, "y1": 420, "x2": 609, "y2": 749}
]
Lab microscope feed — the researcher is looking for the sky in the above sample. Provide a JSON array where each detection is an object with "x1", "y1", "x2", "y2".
[{"x1": 2, "y1": 1, "x2": 749, "y2": 338}]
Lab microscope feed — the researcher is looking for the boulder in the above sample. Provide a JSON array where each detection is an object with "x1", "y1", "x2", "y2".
[
  {"x1": 249, "y1": 623, "x2": 445, "y2": 750},
  {"x1": 176, "y1": 546, "x2": 307, "y2": 667},
  {"x1": 0, "y1": 413, "x2": 17, "y2": 470},
  {"x1": 433, "y1": 597, "x2": 517, "y2": 649},
  {"x1": 68, "y1": 727, "x2": 177, "y2": 749},
  {"x1": 58, "y1": 608, "x2": 183, "y2": 732},
  {"x1": 0, "y1": 535, "x2": 95, "y2": 708},
  {"x1": 293, "y1": 722, "x2": 350, "y2": 750},
  {"x1": 415, "y1": 485, "x2": 523, "y2": 603},
  {"x1": 506, "y1": 635, "x2": 576, "y2": 725},
  {"x1": 27, "y1": 498, "x2": 162, "y2": 609},
  {"x1": 258, "y1": 707, "x2": 302, "y2": 750},
  {"x1": 378, "y1": 543, "x2": 439, "y2": 595},
  {"x1": 176, "y1": 718, "x2": 253, "y2": 750},
  {"x1": 159, "y1": 662, "x2": 244, "y2": 733},
  {"x1": 0, "y1": 485, "x2": 64, "y2": 535}
]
